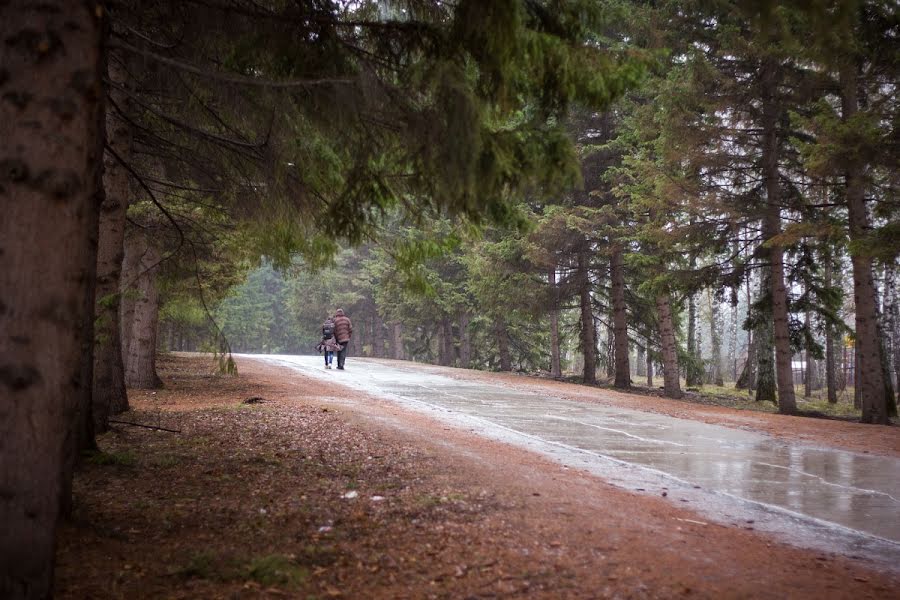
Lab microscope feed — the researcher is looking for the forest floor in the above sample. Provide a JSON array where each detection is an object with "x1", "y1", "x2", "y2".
[{"x1": 56, "y1": 354, "x2": 899, "y2": 599}]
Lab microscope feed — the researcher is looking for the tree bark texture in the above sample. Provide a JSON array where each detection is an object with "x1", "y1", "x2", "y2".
[
  {"x1": 760, "y1": 58, "x2": 796, "y2": 415},
  {"x1": 92, "y1": 53, "x2": 132, "y2": 432},
  {"x1": 391, "y1": 323, "x2": 404, "y2": 360},
  {"x1": 125, "y1": 233, "x2": 162, "y2": 389},
  {"x1": 548, "y1": 268, "x2": 562, "y2": 378},
  {"x1": 841, "y1": 62, "x2": 891, "y2": 423},
  {"x1": 886, "y1": 265, "x2": 900, "y2": 401},
  {"x1": 755, "y1": 268, "x2": 777, "y2": 403},
  {"x1": 371, "y1": 311, "x2": 384, "y2": 358},
  {"x1": 496, "y1": 317, "x2": 512, "y2": 372},
  {"x1": 578, "y1": 251, "x2": 597, "y2": 384},
  {"x1": 610, "y1": 248, "x2": 630, "y2": 388},
  {"x1": 119, "y1": 230, "x2": 141, "y2": 368},
  {"x1": 685, "y1": 292, "x2": 702, "y2": 386},
  {"x1": 656, "y1": 293, "x2": 683, "y2": 399},
  {"x1": 439, "y1": 316, "x2": 453, "y2": 366},
  {"x1": 707, "y1": 290, "x2": 724, "y2": 386},
  {"x1": 458, "y1": 312, "x2": 471, "y2": 368},
  {"x1": 0, "y1": 3, "x2": 105, "y2": 597}
]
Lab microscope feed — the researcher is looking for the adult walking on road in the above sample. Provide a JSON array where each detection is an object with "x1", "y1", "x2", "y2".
[{"x1": 333, "y1": 308, "x2": 353, "y2": 370}]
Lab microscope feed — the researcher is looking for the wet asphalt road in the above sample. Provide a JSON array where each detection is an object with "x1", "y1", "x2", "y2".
[{"x1": 250, "y1": 354, "x2": 900, "y2": 571}]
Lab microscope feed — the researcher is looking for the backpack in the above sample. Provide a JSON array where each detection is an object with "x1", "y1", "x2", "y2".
[{"x1": 322, "y1": 322, "x2": 334, "y2": 338}]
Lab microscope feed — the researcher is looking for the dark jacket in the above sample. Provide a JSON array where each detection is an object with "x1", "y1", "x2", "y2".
[{"x1": 333, "y1": 309, "x2": 352, "y2": 343}]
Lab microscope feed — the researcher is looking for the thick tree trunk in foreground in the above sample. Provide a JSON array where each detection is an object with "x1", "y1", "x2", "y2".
[
  {"x1": 755, "y1": 268, "x2": 777, "y2": 404},
  {"x1": 657, "y1": 293, "x2": 683, "y2": 399},
  {"x1": 760, "y1": 59, "x2": 796, "y2": 415},
  {"x1": 93, "y1": 56, "x2": 132, "y2": 432},
  {"x1": 841, "y1": 62, "x2": 893, "y2": 423},
  {"x1": 610, "y1": 248, "x2": 630, "y2": 388},
  {"x1": 0, "y1": 3, "x2": 105, "y2": 597},
  {"x1": 125, "y1": 233, "x2": 162, "y2": 389},
  {"x1": 578, "y1": 251, "x2": 597, "y2": 384},
  {"x1": 549, "y1": 268, "x2": 562, "y2": 378}
]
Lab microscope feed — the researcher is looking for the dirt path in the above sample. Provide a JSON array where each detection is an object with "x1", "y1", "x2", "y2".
[{"x1": 57, "y1": 354, "x2": 898, "y2": 598}]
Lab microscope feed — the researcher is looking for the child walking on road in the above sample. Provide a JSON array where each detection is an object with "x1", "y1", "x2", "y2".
[{"x1": 317, "y1": 317, "x2": 341, "y2": 368}]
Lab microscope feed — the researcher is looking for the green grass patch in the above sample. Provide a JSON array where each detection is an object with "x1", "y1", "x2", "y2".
[
  {"x1": 84, "y1": 450, "x2": 137, "y2": 467},
  {"x1": 244, "y1": 554, "x2": 308, "y2": 588}
]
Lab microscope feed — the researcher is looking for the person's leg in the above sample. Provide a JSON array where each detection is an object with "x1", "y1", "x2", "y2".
[
  {"x1": 327, "y1": 351, "x2": 333, "y2": 366},
  {"x1": 325, "y1": 350, "x2": 330, "y2": 367},
  {"x1": 337, "y1": 342, "x2": 348, "y2": 369}
]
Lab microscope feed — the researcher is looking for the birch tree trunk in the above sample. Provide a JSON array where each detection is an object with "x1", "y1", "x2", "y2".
[
  {"x1": 125, "y1": 233, "x2": 162, "y2": 389},
  {"x1": 841, "y1": 61, "x2": 892, "y2": 423},
  {"x1": 760, "y1": 58, "x2": 796, "y2": 415},
  {"x1": 92, "y1": 54, "x2": 132, "y2": 431},
  {"x1": 0, "y1": 2, "x2": 104, "y2": 596},
  {"x1": 707, "y1": 290, "x2": 724, "y2": 386},
  {"x1": 685, "y1": 292, "x2": 702, "y2": 386},
  {"x1": 578, "y1": 251, "x2": 597, "y2": 384},
  {"x1": 657, "y1": 293, "x2": 682, "y2": 399},
  {"x1": 549, "y1": 268, "x2": 562, "y2": 378},
  {"x1": 611, "y1": 248, "x2": 630, "y2": 388}
]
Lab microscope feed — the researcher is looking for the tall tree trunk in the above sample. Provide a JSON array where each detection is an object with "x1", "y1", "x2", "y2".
[
  {"x1": 736, "y1": 273, "x2": 756, "y2": 390},
  {"x1": 635, "y1": 345, "x2": 646, "y2": 377},
  {"x1": 824, "y1": 251, "x2": 838, "y2": 404},
  {"x1": 755, "y1": 268, "x2": 777, "y2": 403},
  {"x1": 125, "y1": 233, "x2": 162, "y2": 389},
  {"x1": 826, "y1": 328, "x2": 838, "y2": 404},
  {"x1": 92, "y1": 55, "x2": 132, "y2": 432},
  {"x1": 735, "y1": 335, "x2": 757, "y2": 390},
  {"x1": 458, "y1": 312, "x2": 471, "y2": 368},
  {"x1": 549, "y1": 268, "x2": 562, "y2": 378},
  {"x1": 371, "y1": 311, "x2": 384, "y2": 358},
  {"x1": 707, "y1": 290, "x2": 724, "y2": 386},
  {"x1": 0, "y1": 3, "x2": 105, "y2": 597},
  {"x1": 438, "y1": 316, "x2": 453, "y2": 366},
  {"x1": 578, "y1": 251, "x2": 597, "y2": 384},
  {"x1": 685, "y1": 292, "x2": 702, "y2": 386},
  {"x1": 841, "y1": 62, "x2": 892, "y2": 423},
  {"x1": 610, "y1": 247, "x2": 630, "y2": 388},
  {"x1": 646, "y1": 346, "x2": 653, "y2": 388},
  {"x1": 120, "y1": 232, "x2": 141, "y2": 368},
  {"x1": 804, "y1": 308, "x2": 813, "y2": 398},
  {"x1": 887, "y1": 265, "x2": 900, "y2": 402},
  {"x1": 391, "y1": 323, "x2": 404, "y2": 360},
  {"x1": 760, "y1": 58, "x2": 796, "y2": 415},
  {"x1": 496, "y1": 317, "x2": 512, "y2": 372},
  {"x1": 656, "y1": 293, "x2": 683, "y2": 399}
]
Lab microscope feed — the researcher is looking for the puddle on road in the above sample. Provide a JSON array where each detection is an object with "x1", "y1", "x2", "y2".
[{"x1": 253, "y1": 354, "x2": 900, "y2": 570}]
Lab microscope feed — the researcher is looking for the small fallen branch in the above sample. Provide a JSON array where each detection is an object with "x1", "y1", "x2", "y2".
[{"x1": 108, "y1": 419, "x2": 181, "y2": 433}]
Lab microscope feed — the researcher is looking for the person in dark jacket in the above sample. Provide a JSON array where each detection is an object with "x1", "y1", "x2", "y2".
[
  {"x1": 317, "y1": 317, "x2": 341, "y2": 368},
  {"x1": 332, "y1": 308, "x2": 353, "y2": 370}
]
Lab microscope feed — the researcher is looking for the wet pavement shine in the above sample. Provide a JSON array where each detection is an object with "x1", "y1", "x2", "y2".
[{"x1": 252, "y1": 354, "x2": 900, "y2": 570}]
